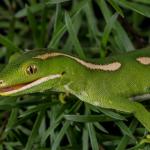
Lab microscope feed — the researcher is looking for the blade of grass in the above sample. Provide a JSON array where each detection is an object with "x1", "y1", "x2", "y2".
[
  {"x1": 39, "y1": 4, "x2": 47, "y2": 47},
  {"x1": 26, "y1": 5, "x2": 40, "y2": 47},
  {"x1": 107, "y1": 0, "x2": 124, "y2": 17},
  {"x1": 25, "y1": 111, "x2": 44, "y2": 150},
  {"x1": 117, "y1": 0, "x2": 150, "y2": 18},
  {"x1": 18, "y1": 103, "x2": 51, "y2": 118},
  {"x1": 82, "y1": 127, "x2": 89, "y2": 150},
  {"x1": 133, "y1": 0, "x2": 150, "y2": 4},
  {"x1": 66, "y1": 126, "x2": 77, "y2": 146},
  {"x1": 47, "y1": 0, "x2": 71, "y2": 4},
  {"x1": 87, "y1": 123, "x2": 99, "y2": 150},
  {"x1": 64, "y1": 114, "x2": 117, "y2": 122},
  {"x1": 53, "y1": 4, "x2": 61, "y2": 33},
  {"x1": 15, "y1": 3, "x2": 46, "y2": 18},
  {"x1": 94, "y1": 122, "x2": 108, "y2": 134},
  {"x1": 65, "y1": 11, "x2": 85, "y2": 59},
  {"x1": 84, "y1": 1, "x2": 99, "y2": 40},
  {"x1": 97, "y1": 0, "x2": 134, "y2": 51},
  {"x1": 48, "y1": 0, "x2": 88, "y2": 48},
  {"x1": 101, "y1": 13, "x2": 118, "y2": 48},
  {"x1": 4, "y1": 108, "x2": 18, "y2": 137},
  {"x1": 63, "y1": 10, "x2": 81, "y2": 51},
  {"x1": 41, "y1": 115, "x2": 63, "y2": 145},
  {"x1": 98, "y1": 108, "x2": 126, "y2": 121},
  {"x1": 52, "y1": 121, "x2": 70, "y2": 150},
  {"x1": 0, "y1": 34, "x2": 21, "y2": 52},
  {"x1": 115, "y1": 121, "x2": 135, "y2": 139},
  {"x1": 116, "y1": 119, "x2": 138, "y2": 150}
]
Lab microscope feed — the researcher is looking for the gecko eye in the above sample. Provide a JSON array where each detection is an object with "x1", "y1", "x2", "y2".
[{"x1": 26, "y1": 65, "x2": 37, "y2": 75}]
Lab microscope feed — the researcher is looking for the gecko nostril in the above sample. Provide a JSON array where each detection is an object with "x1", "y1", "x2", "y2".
[{"x1": 0, "y1": 80, "x2": 4, "y2": 85}]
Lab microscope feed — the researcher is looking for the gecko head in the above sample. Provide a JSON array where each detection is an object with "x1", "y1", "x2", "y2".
[{"x1": 0, "y1": 50, "x2": 67, "y2": 96}]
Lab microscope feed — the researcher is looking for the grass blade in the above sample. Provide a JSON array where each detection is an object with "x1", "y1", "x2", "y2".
[
  {"x1": 116, "y1": 119, "x2": 138, "y2": 150},
  {"x1": 82, "y1": 127, "x2": 89, "y2": 150},
  {"x1": 117, "y1": 0, "x2": 150, "y2": 18},
  {"x1": 64, "y1": 11, "x2": 85, "y2": 59},
  {"x1": 52, "y1": 121, "x2": 70, "y2": 150},
  {"x1": 48, "y1": 0, "x2": 88, "y2": 48},
  {"x1": 64, "y1": 114, "x2": 116, "y2": 122},
  {"x1": 0, "y1": 34, "x2": 21, "y2": 52},
  {"x1": 115, "y1": 121, "x2": 135, "y2": 139},
  {"x1": 98, "y1": 108, "x2": 126, "y2": 121},
  {"x1": 108, "y1": 0, "x2": 124, "y2": 17},
  {"x1": 25, "y1": 111, "x2": 44, "y2": 150},
  {"x1": 26, "y1": 5, "x2": 40, "y2": 47},
  {"x1": 87, "y1": 123, "x2": 99, "y2": 150},
  {"x1": 101, "y1": 13, "x2": 118, "y2": 48}
]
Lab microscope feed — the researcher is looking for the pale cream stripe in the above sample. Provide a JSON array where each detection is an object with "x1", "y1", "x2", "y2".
[
  {"x1": 0, "y1": 74, "x2": 62, "y2": 95},
  {"x1": 34, "y1": 53, "x2": 121, "y2": 71},
  {"x1": 136, "y1": 57, "x2": 150, "y2": 65}
]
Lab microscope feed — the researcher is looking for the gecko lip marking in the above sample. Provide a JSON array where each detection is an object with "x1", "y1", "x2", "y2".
[
  {"x1": 0, "y1": 74, "x2": 62, "y2": 95},
  {"x1": 136, "y1": 57, "x2": 150, "y2": 65},
  {"x1": 33, "y1": 53, "x2": 121, "y2": 71}
]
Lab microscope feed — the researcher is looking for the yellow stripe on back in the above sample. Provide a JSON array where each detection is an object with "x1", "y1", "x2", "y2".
[{"x1": 33, "y1": 52, "x2": 122, "y2": 71}]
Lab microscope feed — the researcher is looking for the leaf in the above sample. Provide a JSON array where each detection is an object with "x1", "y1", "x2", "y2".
[
  {"x1": 87, "y1": 123, "x2": 99, "y2": 150},
  {"x1": 41, "y1": 114, "x2": 63, "y2": 145},
  {"x1": 117, "y1": 0, "x2": 150, "y2": 18},
  {"x1": 5, "y1": 108, "x2": 18, "y2": 133},
  {"x1": 97, "y1": 0, "x2": 134, "y2": 51},
  {"x1": 26, "y1": 5, "x2": 40, "y2": 47},
  {"x1": 108, "y1": 0, "x2": 124, "y2": 17},
  {"x1": 51, "y1": 121, "x2": 70, "y2": 150},
  {"x1": 65, "y1": 11, "x2": 85, "y2": 59},
  {"x1": 0, "y1": 34, "x2": 21, "y2": 52},
  {"x1": 98, "y1": 108, "x2": 126, "y2": 121},
  {"x1": 116, "y1": 119, "x2": 138, "y2": 150},
  {"x1": 64, "y1": 114, "x2": 116, "y2": 122},
  {"x1": 25, "y1": 111, "x2": 44, "y2": 150},
  {"x1": 115, "y1": 121, "x2": 135, "y2": 139},
  {"x1": 15, "y1": 3, "x2": 46, "y2": 18},
  {"x1": 18, "y1": 104, "x2": 50, "y2": 118},
  {"x1": 101, "y1": 13, "x2": 118, "y2": 48},
  {"x1": 82, "y1": 127, "x2": 89, "y2": 150},
  {"x1": 83, "y1": 2, "x2": 99, "y2": 40},
  {"x1": 94, "y1": 122, "x2": 108, "y2": 133},
  {"x1": 47, "y1": 0, "x2": 71, "y2": 4},
  {"x1": 48, "y1": 0, "x2": 88, "y2": 48},
  {"x1": 133, "y1": 0, "x2": 150, "y2": 4}
]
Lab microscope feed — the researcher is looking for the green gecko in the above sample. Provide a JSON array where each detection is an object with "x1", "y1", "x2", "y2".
[{"x1": 0, "y1": 48, "x2": 150, "y2": 131}]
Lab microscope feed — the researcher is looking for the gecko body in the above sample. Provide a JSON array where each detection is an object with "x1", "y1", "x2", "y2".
[{"x1": 0, "y1": 49, "x2": 150, "y2": 131}]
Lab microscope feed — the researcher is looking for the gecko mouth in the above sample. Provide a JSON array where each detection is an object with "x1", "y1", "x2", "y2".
[
  {"x1": 0, "y1": 82, "x2": 34, "y2": 93},
  {"x1": 0, "y1": 74, "x2": 62, "y2": 95}
]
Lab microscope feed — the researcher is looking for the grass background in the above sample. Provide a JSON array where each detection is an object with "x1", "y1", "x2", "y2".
[{"x1": 0, "y1": 0, "x2": 150, "y2": 149}]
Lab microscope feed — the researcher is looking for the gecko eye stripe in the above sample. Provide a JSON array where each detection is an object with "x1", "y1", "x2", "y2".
[
  {"x1": 33, "y1": 53, "x2": 121, "y2": 71},
  {"x1": 136, "y1": 57, "x2": 150, "y2": 65}
]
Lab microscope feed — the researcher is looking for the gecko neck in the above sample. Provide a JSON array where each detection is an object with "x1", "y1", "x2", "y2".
[{"x1": 52, "y1": 57, "x2": 88, "y2": 96}]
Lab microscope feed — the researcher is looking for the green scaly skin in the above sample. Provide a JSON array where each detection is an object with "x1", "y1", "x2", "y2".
[{"x1": 0, "y1": 48, "x2": 150, "y2": 131}]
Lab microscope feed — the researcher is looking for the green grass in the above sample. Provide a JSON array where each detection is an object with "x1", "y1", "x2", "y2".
[{"x1": 0, "y1": 0, "x2": 150, "y2": 149}]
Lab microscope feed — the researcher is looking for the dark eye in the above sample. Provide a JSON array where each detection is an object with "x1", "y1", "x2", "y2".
[{"x1": 26, "y1": 65, "x2": 37, "y2": 75}]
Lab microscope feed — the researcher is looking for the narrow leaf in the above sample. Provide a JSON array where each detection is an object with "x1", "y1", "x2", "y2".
[
  {"x1": 52, "y1": 121, "x2": 70, "y2": 150},
  {"x1": 0, "y1": 34, "x2": 21, "y2": 52},
  {"x1": 118, "y1": 0, "x2": 150, "y2": 18},
  {"x1": 87, "y1": 123, "x2": 99, "y2": 150},
  {"x1": 25, "y1": 111, "x2": 44, "y2": 150},
  {"x1": 65, "y1": 11, "x2": 85, "y2": 59}
]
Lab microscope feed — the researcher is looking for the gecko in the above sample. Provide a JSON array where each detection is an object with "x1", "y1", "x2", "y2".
[{"x1": 0, "y1": 48, "x2": 150, "y2": 131}]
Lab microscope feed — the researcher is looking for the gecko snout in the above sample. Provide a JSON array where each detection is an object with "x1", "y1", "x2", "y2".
[{"x1": 0, "y1": 80, "x2": 4, "y2": 86}]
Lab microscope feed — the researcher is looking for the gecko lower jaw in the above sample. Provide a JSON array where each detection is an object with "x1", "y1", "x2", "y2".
[
  {"x1": 0, "y1": 74, "x2": 62, "y2": 95},
  {"x1": 0, "y1": 80, "x2": 36, "y2": 93}
]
